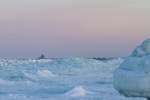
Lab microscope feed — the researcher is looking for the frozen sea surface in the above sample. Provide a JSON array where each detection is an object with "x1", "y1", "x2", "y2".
[{"x1": 0, "y1": 58, "x2": 146, "y2": 100}]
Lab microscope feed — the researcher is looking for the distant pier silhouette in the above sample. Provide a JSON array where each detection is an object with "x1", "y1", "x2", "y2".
[{"x1": 37, "y1": 54, "x2": 46, "y2": 59}]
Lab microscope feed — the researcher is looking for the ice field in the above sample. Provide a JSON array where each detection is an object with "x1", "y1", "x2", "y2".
[{"x1": 0, "y1": 58, "x2": 146, "y2": 100}]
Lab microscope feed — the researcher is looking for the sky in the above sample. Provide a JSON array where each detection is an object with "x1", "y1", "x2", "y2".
[{"x1": 0, "y1": 0, "x2": 150, "y2": 58}]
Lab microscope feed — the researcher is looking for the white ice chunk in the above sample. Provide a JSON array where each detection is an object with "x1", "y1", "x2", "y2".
[
  {"x1": 65, "y1": 86, "x2": 90, "y2": 97},
  {"x1": 37, "y1": 69, "x2": 56, "y2": 78}
]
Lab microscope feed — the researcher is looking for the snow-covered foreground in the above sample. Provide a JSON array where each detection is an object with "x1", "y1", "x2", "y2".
[{"x1": 0, "y1": 58, "x2": 146, "y2": 100}]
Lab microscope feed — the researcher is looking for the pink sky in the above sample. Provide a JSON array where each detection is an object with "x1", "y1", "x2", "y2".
[{"x1": 0, "y1": 0, "x2": 150, "y2": 58}]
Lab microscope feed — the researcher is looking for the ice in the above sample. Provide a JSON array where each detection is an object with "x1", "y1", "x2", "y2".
[
  {"x1": 113, "y1": 39, "x2": 150, "y2": 99},
  {"x1": 37, "y1": 69, "x2": 56, "y2": 78},
  {"x1": 24, "y1": 69, "x2": 56, "y2": 81},
  {"x1": 132, "y1": 39, "x2": 150, "y2": 57},
  {"x1": 65, "y1": 86, "x2": 90, "y2": 97},
  {"x1": 0, "y1": 79, "x2": 15, "y2": 85},
  {"x1": 0, "y1": 57, "x2": 145, "y2": 100}
]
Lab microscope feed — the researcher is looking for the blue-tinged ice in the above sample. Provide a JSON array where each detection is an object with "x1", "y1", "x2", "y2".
[{"x1": 114, "y1": 39, "x2": 150, "y2": 99}]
